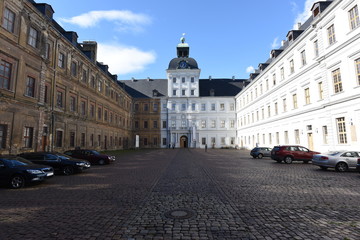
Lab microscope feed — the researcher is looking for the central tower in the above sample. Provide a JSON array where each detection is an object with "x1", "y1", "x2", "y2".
[{"x1": 166, "y1": 35, "x2": 201, "y2": 98}]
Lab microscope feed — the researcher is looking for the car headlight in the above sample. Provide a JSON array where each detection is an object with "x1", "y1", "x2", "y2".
[
  {"x1": 76, "y1": 162, "x2": 85, "y2": 166},
  {"x1": 26, "y1": 169, "x2": 43, "y2": 174}
]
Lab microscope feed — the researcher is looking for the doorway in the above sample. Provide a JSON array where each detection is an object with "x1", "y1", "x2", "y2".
[
  {"x1": 180, "y1": 136, "x2": 188, "y2": 148},
  {"x1": 307, "y1": 132, "x2": 314, "y2": 150}
]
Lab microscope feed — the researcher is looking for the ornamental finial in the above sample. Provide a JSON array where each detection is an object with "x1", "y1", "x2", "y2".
[{"x1": 180, "y1": 33, "x2": 186, "y2": 43}]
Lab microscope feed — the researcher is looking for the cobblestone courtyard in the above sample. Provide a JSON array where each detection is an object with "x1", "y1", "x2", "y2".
[{"x1": 1, "y1": 149, "x2": 360, "y2": 239}]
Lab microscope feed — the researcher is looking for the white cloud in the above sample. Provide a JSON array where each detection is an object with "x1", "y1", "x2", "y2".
[
  {"x1": 246, "y1": 66, "x2": 255, "y2": 74},
  {"x1": 97, "y1": 42, "x2": 156, "y2": 75},
  {"x1": 60, "y1": 10, "x2": 151, "y2": 32},
  {"x1": 293, "y1": 0, "x2": 317, "y2": 29},
  {"x1": 271, "y1": 37, "x2": 280, "y2": 49}
]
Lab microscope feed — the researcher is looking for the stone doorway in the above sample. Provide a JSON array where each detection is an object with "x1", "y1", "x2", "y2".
[{"x1": 180, "y1": 136, "x2": 188, "y2": 148}]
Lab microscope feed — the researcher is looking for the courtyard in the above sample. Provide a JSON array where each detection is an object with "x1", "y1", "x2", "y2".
[{"x1": 0, "y1": 149, "x2": 360, "y2": 239}]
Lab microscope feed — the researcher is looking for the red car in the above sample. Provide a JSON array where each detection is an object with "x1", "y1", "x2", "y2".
[
  {"x1": 271, "y1": 145, "x2": 320, "y2": 164},
  {"x1": 64, "y1": 149, "x2": 115, "y2": 165}
]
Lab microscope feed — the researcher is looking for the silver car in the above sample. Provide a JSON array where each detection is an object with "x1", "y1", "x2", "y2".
[{"x1": 312, "y1": 151, "x2": 360, "y2": 172}]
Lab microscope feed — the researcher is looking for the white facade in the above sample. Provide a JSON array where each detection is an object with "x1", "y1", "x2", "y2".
[{"x1": 235, "y1": 0, "x2": 360, "y2": 152}]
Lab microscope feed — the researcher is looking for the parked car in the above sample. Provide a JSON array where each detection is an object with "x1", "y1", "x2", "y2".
[
  {"x1": 271, "y1": 145, "x2": 320, "y2": 164},
  {"x1": 63, "y1": 149, "x2": 115, "y2": 165},
  {"x1": 357, "y1": 159, "x2": 360, "y2": 173},
  {"x1": 18, "y1": 152, "x2": 90, "y2": 175},
  {"x1": 0, "y1": 155, "x2": 54, "y2": 189},
  {"x1": 312, "y1": 151, "x2": 360, "y2": 172},
  {"x1": 250, "y1": 147, "x2": 272, "y2": 159}
]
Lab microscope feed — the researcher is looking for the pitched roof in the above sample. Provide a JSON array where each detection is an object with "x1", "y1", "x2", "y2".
[
  {"x1": 118, "y1": 79, "x2": 168, "y2": 98},
  {"x1": 199, "y1": 79, "x2": 247, "y2": 96}
]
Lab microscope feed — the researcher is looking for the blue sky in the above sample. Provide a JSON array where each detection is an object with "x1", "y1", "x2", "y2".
[{"x1": 38, "y1": 0, "x2": 317, "y2": 80}]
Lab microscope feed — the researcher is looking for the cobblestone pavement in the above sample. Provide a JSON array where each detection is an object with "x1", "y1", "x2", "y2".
[{"x1": 1, "y1": 149, "x2": 360, "y2": 240}]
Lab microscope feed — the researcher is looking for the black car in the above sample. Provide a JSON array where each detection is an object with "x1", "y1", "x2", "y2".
[
  {"x1": 64, "y1": 149, "x2": 115, "y2": 165},
  {"x1": 250, "y1": 147, "x2": 272, "y2": 159},
  {"x1": 18, "y1": 152, "x2": 90, "y2": 175},
  {"x1": 0, "y1": 155, "x2": 54, "y2": 189}
]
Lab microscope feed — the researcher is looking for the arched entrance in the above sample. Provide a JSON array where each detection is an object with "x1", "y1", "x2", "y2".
[{"x1": 180, "y1": 136, "x2": 188, "y2": 148}]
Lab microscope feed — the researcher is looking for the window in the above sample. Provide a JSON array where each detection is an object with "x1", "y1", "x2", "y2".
[
  {"x1": 202, "y1": 138, "x2": 206, "y2": 145},
  {"x1": 220, "y1": 120, "x2": 225, "y2": 128},
  {"x1": 144, "y1": 121, "x2": 148, "y2": 129},
  {"x1": 45, "y1": 43, "x2": 51, "y2": 60},
  {"x1": 181, "y1": 103, "x2": 186, "y2": 111},
  {"x1": 171, "y1": 103, "x2": 176, "y2": 111},
  {"x1": 23, "y1": 127, "x2": 33, "y2": 148},
  {"x1": 0, "y1": 124, "x2": 7, "y2": 149},
  {"x1": 293, "y1": 94, "x2": 298, "y2": 109},
  {"x1": 134, "y1": 121, "x2": 139, "y2": 128},
  {"x1": 268, "y1": 105, "x2": 271, "y2": 117},
  {"x1": 153, "y1": 103, "x2": 158, "y2": 112},
  {"x1": 56, "y1": 91, "x2": 63, "y2": 108},
  {"x1": 211, "y1": 103, "x2": 216, "y2": 111},
  {"x1": 90, "y1": 104, "x2": 95, "y2": 118},
  {"x1": 230, "y1": 103, "x2": 234, "y2": 111},
  {"x1": 318, "y1": 82, "x2": 324, "y2": 100},
  {"x1": 80, "y1": 101, "x2": 86, "y2": 115},
  {"x1": 171, "y1": 120, "x2": 176, "y2": 128},
  {"x1": 284, "y1": 131, "x2": 289, "y2": 144},
  {"x1": 162, "y1": 120, "x2": 167, "y2": 128},
  {"x1": 332, "y1": 68, "x2": 342, "y2": 93},
  {"x1": 82, "y1": 69, "x2": 87, "y2": 83},
  {"x1": 91, "y1": 76, "x2": 96, "y2": 88},
  {"x1": 211, "y1": 120, "x2": 216, "y2": 128},
  {"x1": 266, "y1": 79, "x2": 269, "y2": 90},
  {"x1": 221, "y1": 137, "x2": 225, "y2": 145},
  {"x1": 304, "y1": 88, "x2": 310, "y2": 104},
  {"x1": 104, "y1": 110, "x2": 108, "y2": 121},
  {"x1": 2, "y1": 7, "x2": 15, "y2": 33},
  {"x1": 90, "y1": 134, "x2": 94, "y2": 147},
  {"x1": 98, "y1": 80, "x2": 103, "y2": 92},
  {"x1": 173, "y1": 89, "x2": 177, "y2": 96},
  {"x1": 290, "y1": 59, "x2": 295, "y2": 74},
  {"x1": 97, "y1": 107, "x2": 102, "y2": 120},
  {"x1": 314, "y1": 40, "x2": 319, "y2": 57},
  {"x1": 58, "y1": 53, "x2": 65, "y2": 68},
  {"x1": 294, "y1": 129, "x2": 300, "y2": 144},
  {"x1": 28, "y1": 27, "x2": 38, "y2": 48},
  {"x1": 269, "y1": 133, "x2": 272, "y2": 145},
  {"x1": 273, "y1": 74, "x2": 276, "y2": 86},
  {"x1": 70, "y1": 96, "x2": 76, "y2": 112},
  {"x1": 201, "y1": 103, "x2": 206, "y2": 111},
  {"x1": 69, "y1": 132, "x2": 75, "y2": 147},
  {"x1": 0, "y1": 60, "x2": 12, "y2": 90},
  {"x1": 201, "y1": 120, "x2": 206, "y2": 128},
  {"x1": 182, "y1": 89, "x2": 186, "y2": 96},
  {"x1": 191, "y1": 77, "x2": 194, "y2": 83},
  {"x1": 283, "y1": 98, "x2": 287, "y2": 112},
  {"x1": 301, "y1": 50, "x2": 306, "y2": 66},
  {"x1": 328, "y1": 24, "x2": 336, "y2": 45},
  {"x1": 56, "y1": 130, "x2": 63, "y2": 147},
  {"x1": 356, "y1": 58, "x2": 360, "y2": 85},
  {"x1": 220, "y1": 103, "x2": 225, "y2": 111},
  {"x1": 153, "y1": 120, "x2": 158, "y2": 128},
  {"x1": 71, "y1": 61, "x2": 77, "y2": 76},
  {"x1": 25, "y1": 76, "x2": 35, "y2": 97},
  {"x1": 144, "y1": 104, "x2": 149, "y2": 111},
  {"x1": 98, "y1": 135, "x2": 101, "y2": 147},
  {"x1": 230, "y1": 120, "x2": 235, "y2": 128},
  {"x1": 276, "y1": 132, "x2": 279, "y2": 144},
  {"x1": 162, "y1": 138, "x2": 167, "y2": 146},
  {"x1": 173, "y1": 77, "x2": 176, "y2": 83},
  {"x1": 336, "y1": 117, "x2": 347, "y2": 144},
  {"x1": 274, "y1": 102, "x2": 278, "y2": 115},
  {"x1": 181, "y1": 120, "x2": 186, "y2": 128},
  {"x1": 182, "y1": 77, "x2": 185, "y2": 83},
  {"x1": 280, "y1": 67, "x2": 285, "y2": 80},
  {"x1": 191, "y1": 103, "x2": 196, "y2": 111},
  {"x1": 322, "y1": 126, "x2": 328, "y2": 144},
  {"x1": 349, "y1": 5, "x2": 360, "y2": 30},
  {"x1": 191, "y1": 89, "x2": 195, "y2": 96},
  {"x1": 44, "y1": 85, "x2": 49, "y2": 104}
]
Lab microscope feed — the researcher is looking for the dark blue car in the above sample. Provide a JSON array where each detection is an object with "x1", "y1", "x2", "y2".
[{"x1": 0, "y1": 155, "x2": 54, "y2": 189}]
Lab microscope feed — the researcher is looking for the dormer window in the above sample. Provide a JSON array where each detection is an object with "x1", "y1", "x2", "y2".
[
  {"x1": 313, "y1": 6, "x2": 320, "y2": 17},
  {"x1": 288, "y1": 34, "x2": 293, "y2": 42},
  {"x1": 210, "y1": 89, "x2": 215, "y2": 96}
]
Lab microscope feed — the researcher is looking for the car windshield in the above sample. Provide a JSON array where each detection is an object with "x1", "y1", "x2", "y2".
[
  {"x1": 324, "y1": 151, "x2": 342, "y2": 156},
  {"x1": 90, "y1": 150, "x2": 100, "y2": 155},
  {"x1": 55, "y1": 153, "x2": 71, "y2": 160},
  {"x1": 2, "y1": 157, "x2": 33, "y2": 167}
]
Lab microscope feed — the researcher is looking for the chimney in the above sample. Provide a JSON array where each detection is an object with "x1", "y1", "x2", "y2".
[
  {"x1": 82, "y1": 41, "x2": 97, "y2": 63},
  {"x1": 281, "y1": 40, "x2": 286, "y2": 46},
  {"x1": 209, "y1": 75, "x2": 212, "y2": 81},
  {"x1": 297, "y1": 22, "x2": 302, "y2": 30}
]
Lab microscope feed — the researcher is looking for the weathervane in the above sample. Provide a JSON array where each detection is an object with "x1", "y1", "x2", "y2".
[{"x1": 180, "y1": 33, "x2": 186, "y2": 43}]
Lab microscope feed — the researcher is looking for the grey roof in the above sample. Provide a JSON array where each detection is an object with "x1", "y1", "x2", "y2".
[
  {"x1": 119, "y1": 78, "x2": 248, "y2": 98},
  {"x1": 168, "y1": 57, "x2": 199, "y2": 70},
  {"x1": 118, "y1": 79, "x2": 168, "y2": 98}
]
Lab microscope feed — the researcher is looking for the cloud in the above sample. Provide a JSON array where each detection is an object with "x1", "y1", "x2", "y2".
[
  {"x1": 246, "y1": 66, "x2": 255, "y2": 74},
  {"x1": 271, "y1": 37, "x2": 280, "y2": 49},
  {"x1": 97, "y1": 42, "x2": 156, "y2": 76},
  {"x1": 293, "y1": 0, "x2": 317, "y2": 29},
  {"x1": 60, "y1": 10, "x2": 151, "y2": 32}
]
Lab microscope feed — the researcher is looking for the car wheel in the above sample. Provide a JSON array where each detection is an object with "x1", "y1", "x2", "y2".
[
  {"x1": 320, "y1": 166, "x2": 328, "y2": 170},
  {"x1": 10, "y1": 175, "x2": 25, "y2": 189},
  {"x1": 258, "y1": 154, "x2": 263, "y2": 159},
  {"x1": 63, "y1": 166, "x2": 74, "y2": 175},
  {"x1": 98, "y1": 159, "x2": 105, "y2": 165},
  {"x1": 284, "y1": 156, "x2": 293, "y2": 164},
  {"x1": 335, "y1": 162, "x2": 348, "y2": 172}
]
